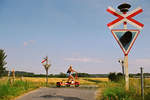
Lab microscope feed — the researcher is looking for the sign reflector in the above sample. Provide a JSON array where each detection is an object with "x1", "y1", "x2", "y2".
[{"x1": 111, "y1": 29, "x2": 140, "y2": 55}]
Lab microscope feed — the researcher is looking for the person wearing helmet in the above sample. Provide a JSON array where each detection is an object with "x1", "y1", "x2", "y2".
[{"x1": 66, "y1": 65, "x2": 77, "y2": 83}]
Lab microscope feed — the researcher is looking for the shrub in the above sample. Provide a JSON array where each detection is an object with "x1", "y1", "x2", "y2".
[{"x1": 108, "y1": 72, "x2": 124, "y2": 82}]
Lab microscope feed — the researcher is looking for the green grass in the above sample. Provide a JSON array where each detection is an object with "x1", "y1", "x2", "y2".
[
  {"x1": 100, "y1": 79, "x2": 150, "y2": 100},
  {"x1": 102, "y1": 84, "x2": 134, "y2": 100},
  {"x1": 0, "y1": 80, "x2": 43, "y2": 100}
]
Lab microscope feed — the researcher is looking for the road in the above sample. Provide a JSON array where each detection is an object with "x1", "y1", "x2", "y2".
[{"x1": 16, "y1": 87, "x2": 97, "y2": 100}]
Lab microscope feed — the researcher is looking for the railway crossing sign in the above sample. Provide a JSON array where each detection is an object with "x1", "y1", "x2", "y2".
[
  {"x1": 107, "y1": 3, "x2": 144, "y2": 91},
  {"x1": 107, "y1": 6, "x2": 144, "y2": 29},
  {"x1": 111, "y1": 29, "x2": 140, "y2": 55}
]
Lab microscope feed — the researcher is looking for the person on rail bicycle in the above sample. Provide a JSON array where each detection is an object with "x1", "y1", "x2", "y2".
[{"x1": 66, "y1": 65, "x2": 77, "y2": 83}]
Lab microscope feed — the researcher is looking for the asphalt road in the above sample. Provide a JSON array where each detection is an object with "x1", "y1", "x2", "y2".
[{"x1": 16, "y1": 87, "x2": 97, "y2": 100}]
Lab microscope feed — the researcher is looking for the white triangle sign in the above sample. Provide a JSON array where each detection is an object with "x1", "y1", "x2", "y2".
[{"x1": 111, "y1": 29, "x2": 140, "y2": 55}]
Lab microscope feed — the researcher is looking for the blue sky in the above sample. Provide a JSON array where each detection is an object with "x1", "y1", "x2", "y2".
[{"x1": 0, "y1": 0, "x2": 150, "y2": 74}]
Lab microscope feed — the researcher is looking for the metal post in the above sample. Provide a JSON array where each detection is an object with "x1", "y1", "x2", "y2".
[
  {"x1": 122, "y1": 64, "x2": 125, "y2": 75},
  {"x1": 140, "y1": 67, "x2": 144, "y2": 100},
  {"x1": 124, "y1": 55, "x2": 129, "y2": 91},
  {"x1": 118, "y1": 59, "x2": 125, "y2": 77},
  {"x1": 121, "y1": 62, "x2": 125, "y2": 80}
]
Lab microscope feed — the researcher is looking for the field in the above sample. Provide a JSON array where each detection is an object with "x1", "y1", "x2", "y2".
[{"x1": 22, "y1": 77, "x2": 108, "y2": 85}]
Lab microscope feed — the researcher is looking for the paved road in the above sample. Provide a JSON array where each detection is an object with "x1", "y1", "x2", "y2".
[{"x1": 16, "y1": 87, "x2": 97, "y2": 100}]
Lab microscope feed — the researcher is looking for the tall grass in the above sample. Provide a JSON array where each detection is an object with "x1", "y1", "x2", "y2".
[
  {"x1": 101, "y1": 82, "x2": 135, "y2": 100},
  {"x1": 0, "y1": 80, "x2": 43, "y2": 100},
  {"x1": 100, "y1": 78, "x2": 150, "y2": 100}
]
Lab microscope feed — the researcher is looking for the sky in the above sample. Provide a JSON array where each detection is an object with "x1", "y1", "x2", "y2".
[{"x1": 0, "y1": 0, "x2": 150, "y2": 74}]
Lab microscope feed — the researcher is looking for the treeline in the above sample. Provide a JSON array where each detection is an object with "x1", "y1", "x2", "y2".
[
  {"x1": 3, "y1": 71, "x2": 108, "y2": 78},
  {"x1": 3, "y1": 71, "x2": 150, "y2": 78}
]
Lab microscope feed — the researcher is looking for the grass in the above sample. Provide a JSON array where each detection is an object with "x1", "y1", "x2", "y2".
[
  {"x1": 0, "y1": 78, "x2": 44, "y2": 100},
  {"x1": 101, "y1": 81, "x2": 134, "y2": 100},
  {"x1": 99, "y1": 78, "x2": 150, "y2": 100}
]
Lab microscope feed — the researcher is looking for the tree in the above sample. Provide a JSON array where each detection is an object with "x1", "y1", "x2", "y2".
[{"x1": 0, "y1": 49, "x2": 7, "y2": 77}]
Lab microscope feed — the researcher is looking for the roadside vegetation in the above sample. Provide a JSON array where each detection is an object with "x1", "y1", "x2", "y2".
[
  {"x1": 99, "y1": 72, "x2": 150, "y2": 100},
  {"x1": 0, "y1": 77, "x2": 44, "y2": 100}
]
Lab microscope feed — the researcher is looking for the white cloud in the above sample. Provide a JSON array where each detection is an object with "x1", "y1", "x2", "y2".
[
  {"x1": 64, "y1": 57, "x2": 104, "y2": 63},
  {"x1": 23, "y1": 40, "x2": 35, "y2": 46}
]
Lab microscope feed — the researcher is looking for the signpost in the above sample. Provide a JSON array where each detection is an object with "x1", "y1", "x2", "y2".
[
  {"x1": 107, "y1": 3, "x2": 144, "y2": 91},
  {"x1": 41, "y1": 56, "x2": 51, "y2": 86}
]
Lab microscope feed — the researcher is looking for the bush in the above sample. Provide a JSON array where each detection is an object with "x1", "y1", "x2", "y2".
[{"x1": 108, "y1": 72, "x2": 124, "y2": 82}]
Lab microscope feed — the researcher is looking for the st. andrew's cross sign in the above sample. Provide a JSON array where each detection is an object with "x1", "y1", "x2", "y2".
[
  {"x1": 111, "y1": 29, "x2": 140, "y2": 56},
  {"x1": 107, "y1": 6, "x2": 144, "y2": 29}
]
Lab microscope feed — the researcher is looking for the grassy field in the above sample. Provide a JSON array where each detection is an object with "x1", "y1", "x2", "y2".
[
  {"x1": 100, "y1": 78, "x2": 150, "y2": 100},
  {"x1": 22, "y1": 77, "x2": 108, "y2": 85},
  {"x1": 0, "y1": 77, "x2": 44, "y2": 100}
]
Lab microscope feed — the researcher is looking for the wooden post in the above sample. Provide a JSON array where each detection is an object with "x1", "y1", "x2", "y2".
[
  {"x1": 42, "y1": 56, "x2": 51, "y2": 86},
  {"x1": 124, "y1": 55, "x2": 129, "y2": 91},
  {"x1": 140, "y1": 67, "x2": 144, "y2": 100},
  {"x1": 7, "y1": 71, "x2": 10, "y2": 81},
  {"x1": 12, "y1": 69, "x2": 15, "y2": 82},
  {"x1": 46, "y1": 68, "x2": 48, "y2": 86}
]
